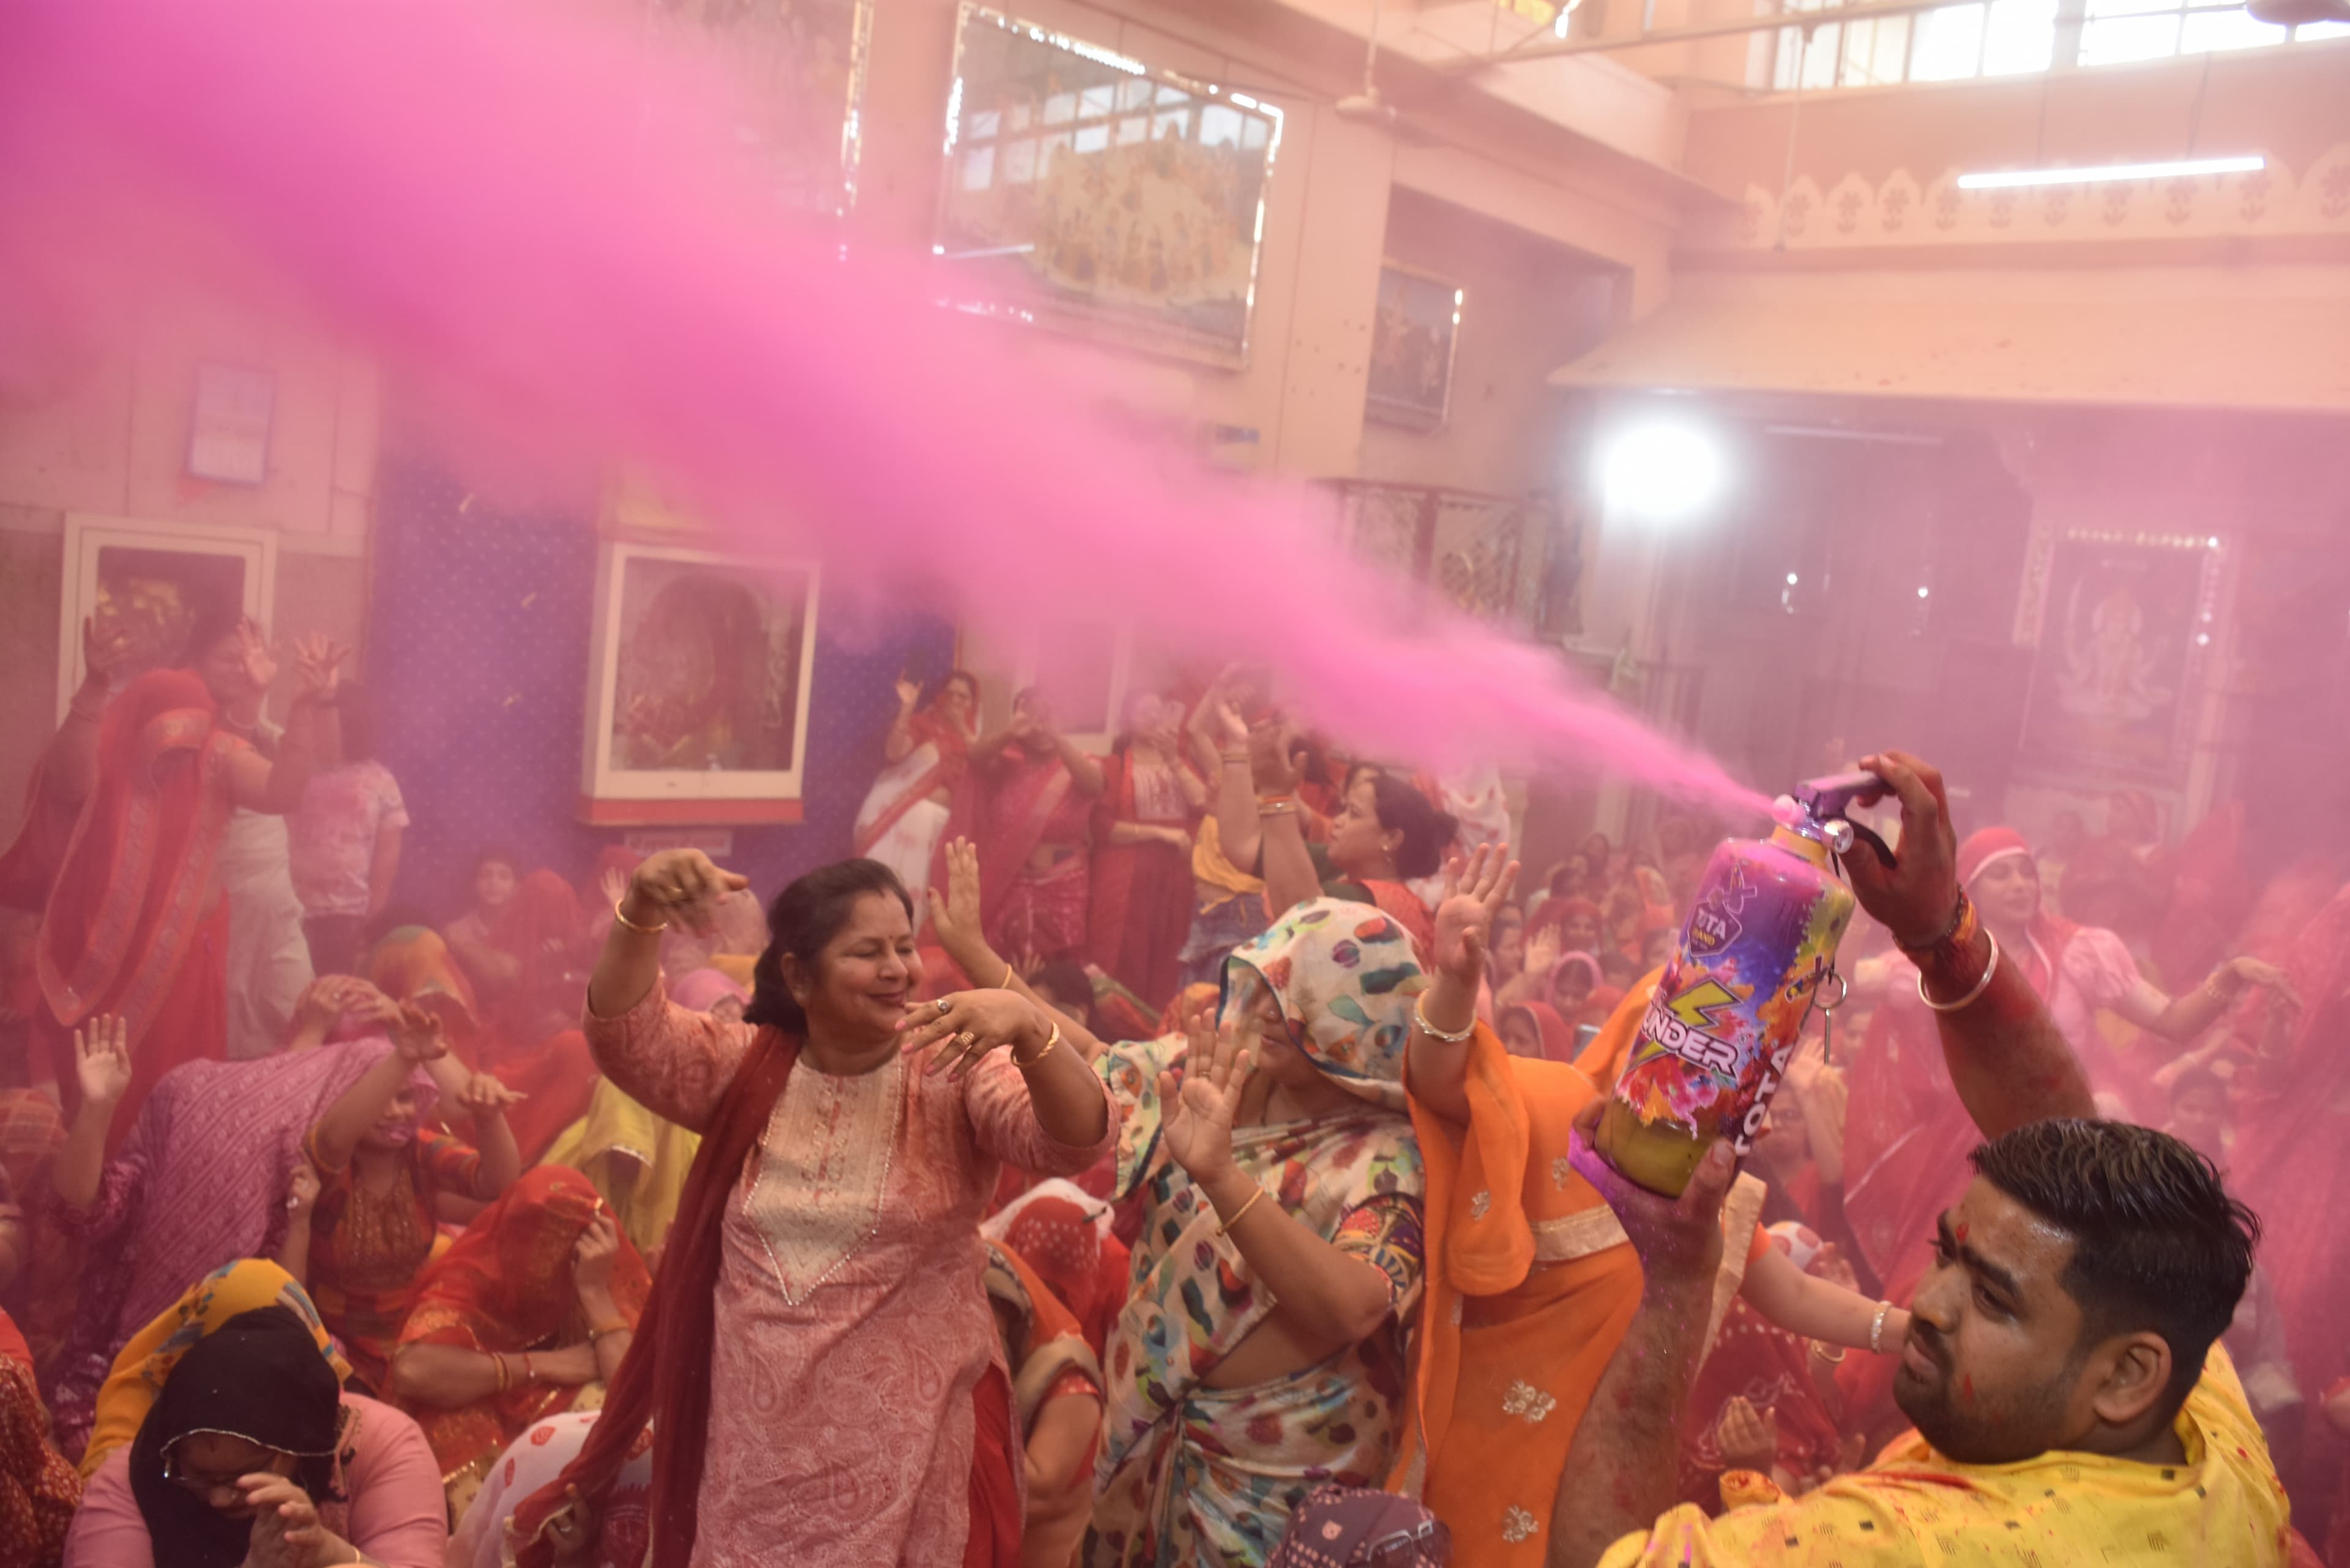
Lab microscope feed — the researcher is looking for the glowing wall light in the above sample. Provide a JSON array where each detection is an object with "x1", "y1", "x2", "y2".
[{"x1": 1601, "y1": 422, "x2": 1725, "y2": 522}]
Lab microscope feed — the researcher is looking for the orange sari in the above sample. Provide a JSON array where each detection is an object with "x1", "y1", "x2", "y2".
[{"x1": 1401, "y1": 973, "x2": 1763, "y2": 1565}]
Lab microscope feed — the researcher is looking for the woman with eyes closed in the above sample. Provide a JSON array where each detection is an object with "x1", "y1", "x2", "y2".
[{"x1": 507, "y1": 851, "x2": 1117, "y2": 1568}]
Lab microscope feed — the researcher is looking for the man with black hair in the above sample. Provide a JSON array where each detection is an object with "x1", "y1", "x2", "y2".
[{"x1": 1543, "y1": 753, "x2": 2294, "y2": 1567}]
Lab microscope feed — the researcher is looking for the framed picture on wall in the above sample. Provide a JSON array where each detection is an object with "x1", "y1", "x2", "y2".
[
  {"x1": 934, "y1": 6, "x2": 1283, "y2": 366},
  {"x1": 631, "y1": 0, "x2": 874, "y2": 218},
  {"x1": 2016, "y1": 531, "x2": 2221, "y2": 782},
  {"x1": 55, "y1": 514, "x2": 277, "y2": 722},
  {"x1": 580, "y1": 541, "x2": 821, "y2": 824},
  {"x1": 1365, "y1": 264, "x2": 1463, "y2": 431}
]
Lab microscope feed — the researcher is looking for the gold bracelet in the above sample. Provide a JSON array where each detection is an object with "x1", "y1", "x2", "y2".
[
  {"x1": 491, "y1": 1354, "x2": 510, "y2": 1395},
  {"x1": 613, "y1": 898, "x2": 669, "y2": 935},
  {"x1": 999, "y1": 963, "x2": 1016, "y2": 990},
  {"x1": 1811, "y1": 1342, "x2": 1848, "y2": 1364},
  {"x1": 1414, "y1": 998, "x2": 1477, "y2": 1043},
  {"x1": 1013, "y1": 1021, "x2": 1061, "y2": 1069},
  {"x1": 1217, "y1": 1185, "x2": 1267, "y2": 1235}
]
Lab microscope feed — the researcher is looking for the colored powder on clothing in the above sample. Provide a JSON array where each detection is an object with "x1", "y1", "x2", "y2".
[{"x1": 0, "y1": 0, "x2": 1770, "y2": 818}]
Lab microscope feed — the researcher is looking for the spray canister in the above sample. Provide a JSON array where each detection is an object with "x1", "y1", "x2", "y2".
[{"x1": 1592, "y1": 776, "x2": 1867, "y2": 1197}]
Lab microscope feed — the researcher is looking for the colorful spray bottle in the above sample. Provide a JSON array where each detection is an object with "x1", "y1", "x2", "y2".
[{"x1": 1592, "y1": 774, "x2": 1876, "y2": 1197}]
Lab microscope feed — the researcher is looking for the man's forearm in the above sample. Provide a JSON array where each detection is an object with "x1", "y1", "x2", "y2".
[
  {"x1": 1547, "y1": 1277, "x2": 1712, "y2": 1568},
  {"x1": 1919, "y1": 927, "x2": 2094, "y2": 1132}
]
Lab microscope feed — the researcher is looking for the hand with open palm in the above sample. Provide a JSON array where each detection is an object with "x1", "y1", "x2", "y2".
[{"x1": 1157, "y1": 1004, "x2": 1252, "y2": 1187}]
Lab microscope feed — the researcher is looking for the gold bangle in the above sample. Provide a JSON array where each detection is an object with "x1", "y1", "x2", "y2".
[
  {"x1": 613, "y1": 898, "x2": 669, "y2": 935},
  {"x1": 1217, "y1": 1185, "x2": 1267, "y2": 1235},
  {"x1": 491, "y1": 1354, "x2": 510, "y2": 1395},
  {"x1": 1811, "y1": 1342, "x2": 1848, "y2": 1364},
  {"x1": 1414, "y1": 998, "x2": 1477, "y2": 1044},
  {"x1": 1013, "y1": 1021, "x2": 1061, "y2": 1069},
  {"x1": 999, "y1": 963, "x2": 1016, "y2": 990}
]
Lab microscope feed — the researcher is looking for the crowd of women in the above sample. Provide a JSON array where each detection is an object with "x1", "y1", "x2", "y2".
[{"x1": 2, "y1": 620, "x2": 2349, "y2": 1568}]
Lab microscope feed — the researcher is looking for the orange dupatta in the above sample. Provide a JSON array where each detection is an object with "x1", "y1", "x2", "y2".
[{"x1": 1404, "y1": 969, "x2": 1768, "y2": 1564}]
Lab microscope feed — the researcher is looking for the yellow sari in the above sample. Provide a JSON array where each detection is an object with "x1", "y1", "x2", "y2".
[{"x1": 540, "y1": 1078, "x2": 699, "y2": 1256}]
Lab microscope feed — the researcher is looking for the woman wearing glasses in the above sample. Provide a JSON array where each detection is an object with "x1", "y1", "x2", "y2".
[{"x1": 62, "y1": 1305, "x2": 446, "y2": 1568}]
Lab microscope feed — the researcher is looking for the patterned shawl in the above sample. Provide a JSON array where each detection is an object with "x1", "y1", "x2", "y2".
[{"x1": 1097, "y1": 900, "x2": 1426, "y2": 1480}]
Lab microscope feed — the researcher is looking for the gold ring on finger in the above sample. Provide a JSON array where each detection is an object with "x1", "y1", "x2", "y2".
[{"x1": 954, "y1": 1031, "x2": 977, "y2": 1049}]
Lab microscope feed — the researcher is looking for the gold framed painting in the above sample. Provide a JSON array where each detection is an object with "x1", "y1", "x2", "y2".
[
  {"x1": 934, "y1": 6, "x2": 1283, "y2": 365},
  {"x1": 1365, "y1": 263, "x2": 1464, "y2": 431}
]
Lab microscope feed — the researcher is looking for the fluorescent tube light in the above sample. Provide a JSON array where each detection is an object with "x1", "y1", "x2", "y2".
[{"x1": 1955, "y1": 155, "x2": 2264, "y2": 191}]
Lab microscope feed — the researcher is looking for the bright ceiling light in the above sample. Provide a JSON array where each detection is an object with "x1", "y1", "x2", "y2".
[
  {"x1": 1955, "y1": 155, "x2": 2264, "y2": 191},
  {"x1": 1602, "y1": 422, "x2": 1724, "y2": 522}
]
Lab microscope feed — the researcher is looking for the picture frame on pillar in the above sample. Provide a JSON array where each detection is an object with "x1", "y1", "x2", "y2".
[
  {"x1": 1364, "y1": 263, "x2": 1464, "y2": 431},
  {"x1": 2015, "y1": 529, "x2": 2223, "y2": 783},
  {"x1": 932, "y1": 4, "x2": 1283, "y2": 367},
  {"x1": 579, "y1": 539, "x2": 821, "y2": 826}
]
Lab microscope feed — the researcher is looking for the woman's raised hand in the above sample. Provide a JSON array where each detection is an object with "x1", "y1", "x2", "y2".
[
  {"x1": 1157, "y1": 1006, "x2": 1250, "y2": 1184},
  {"x1": 894, "y1": 672, "x2": 923, "y2": 712},
  {"x1": 233, "y1": 618, "x2": 280, "y2": 695},
  {"x1": 627, "y1": 848, "x2": 750, "y2": 936},
  {"x1": 73, "y1": 1015, "x2": 132, "y2": 1110},
  {"x1": 572, "y1": 1211, "x2": 622, "y2": 1299},
  {"x1": 926, "y1": 837, "x2": 986, "y2": 957},
  {"x1": 390, "y1": 1001, "x2": 450, "y2": 1064},
  {"x1": 457, "y1": 1071, "x2": 522, "y2": 1118},
  {"x1": 289, "y1": 632, "x2": 348, "y2": 698},
  {"x1": 898, "y1": 988, "x2": 1050, "y2": 1081},
  {"x1": 1432, "y1": 845, "x2": 1520, "y2": 993},
  {"x1": 1524, "y1": 922, "x2": 1563, "y2": 980}
]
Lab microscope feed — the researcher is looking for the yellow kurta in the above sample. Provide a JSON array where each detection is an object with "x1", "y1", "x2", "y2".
[{"x1": 1598, "y1": 1346, "x2": 2292, "y2": 1567}]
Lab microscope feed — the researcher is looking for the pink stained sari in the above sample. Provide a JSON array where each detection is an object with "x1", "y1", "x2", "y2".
[
  {"x1": 44, "y1": 1036, "x2": 396, "y2": 1458},
  {"x1": 35, "y1": 671, "x2": 244, "y2": 1149},
  {"x1": 977, "y1": 747, "x2": 1092, "y2": 962},
  {"x1": 1086, "y1": 747, "x2": 1196, "y2": 1009}
]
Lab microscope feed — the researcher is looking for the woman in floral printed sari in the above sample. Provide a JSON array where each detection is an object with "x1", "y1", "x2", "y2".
[{"x1": 1087, "y1": 898, "x2": 1427, "y2": 1568}]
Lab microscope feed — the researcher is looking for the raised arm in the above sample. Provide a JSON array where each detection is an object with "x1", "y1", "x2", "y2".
[
  {"x1": 1548, "y1": 1108, "x2": 1736, "y2": 1568},
  {"x1": 223, "y1": 629, "x2": 345, "y2": 816},
  {"x1": 882, "y1": 674, "x2": 923, "y2": 764},
  {"x1": 927, "y1": 837, "x2": 1110, "y2": 1061},
  {"x1": 1160, "y1": 1010, "x2": 1398, "y2": 1355},
  {"x1": 1206, "y1": 696, "x2": 1265, "y2": 886},
  {"x1": 42, "y1": 617, "x2": 136, "y2": 808},
  {"x1": 308, "y1": 1007, "x2": 442, "y2": 1174},
  {"x1": 588, "y1": 848, "x2": 750, "y2": 1020},
  {"x1": 53, "y1": 1017, "x2": 132, "y2": 1211},
  {"x1": 1843, "y1": 751, "x2": 2095, "y2": 1133},
  {"x1": 1406, "y1": 846, "x2": 1518, "y2": 1127}
]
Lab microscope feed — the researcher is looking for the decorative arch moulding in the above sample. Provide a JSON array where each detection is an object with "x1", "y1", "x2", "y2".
[{"x1": 1690, "y1": 142, "x2": 2350, "y2": 252}]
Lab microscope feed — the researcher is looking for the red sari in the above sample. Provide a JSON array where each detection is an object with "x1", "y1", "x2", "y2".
[
  {"x1": 34, "y1": 671, "x2": 240, "y2": 1148},
  {"x1": 2231, "y1": 884, "x2": 2350, "y2": 1414},
  {"x1": 978, "y1": 747, "x2": 1092, "y2": 963},
  {"x1": 394, "y1": 1167, "x2": 651, "y2": 1488},
  {"x1": 1086, "y1": 747, "x2": 1196, "y2": 1008}
]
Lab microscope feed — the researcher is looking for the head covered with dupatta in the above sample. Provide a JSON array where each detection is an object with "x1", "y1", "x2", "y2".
[{"x1": 1220, "y1": 897, "x2": 1430, "y2": 1112}]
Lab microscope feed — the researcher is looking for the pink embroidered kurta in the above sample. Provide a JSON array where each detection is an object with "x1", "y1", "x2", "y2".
[{"x1": 585, "y1": 984, "x2": 1116, "y2": 1568}]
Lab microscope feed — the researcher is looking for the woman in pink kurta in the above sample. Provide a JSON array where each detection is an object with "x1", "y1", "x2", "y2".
[{"x1": 511, "y1": 853, "x2": 1117, "y2": 1568}]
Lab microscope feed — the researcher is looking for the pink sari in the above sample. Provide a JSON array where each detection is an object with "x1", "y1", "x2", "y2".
[
  {"x1": 977, "y1": 747, "x2": 1091, "y2": 962},
  {"x1": 1086, "y1": 748, "x2": 1195, "y2": 1009}
]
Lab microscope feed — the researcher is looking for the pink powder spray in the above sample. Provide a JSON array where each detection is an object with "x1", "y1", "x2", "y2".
[{"x1": 0, "y1": 0, "x2": 1769, "y2": 818}]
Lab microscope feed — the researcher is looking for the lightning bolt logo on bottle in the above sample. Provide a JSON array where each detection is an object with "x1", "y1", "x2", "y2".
[{"x1": 1594, "y1": 804, "x2": 1857, "y2": 1198}]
